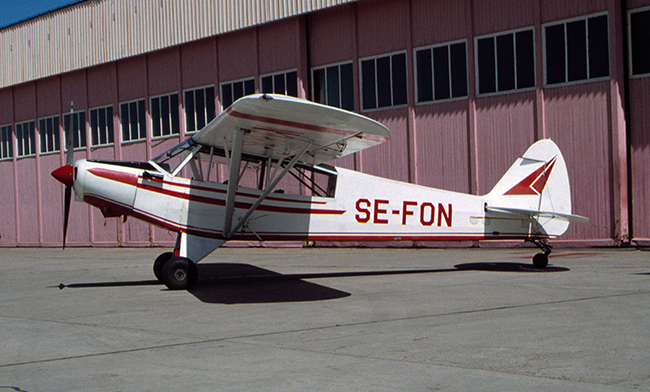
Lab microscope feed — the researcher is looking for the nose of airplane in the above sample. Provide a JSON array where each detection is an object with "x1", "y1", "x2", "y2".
[{"x1": 51, "y1": 164, "x2": 74, "y2": 186}]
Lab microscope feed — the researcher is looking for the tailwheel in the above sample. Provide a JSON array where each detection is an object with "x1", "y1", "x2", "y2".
[
  {"x1": 528, "y1": 239, "x2": 552, "y2": 269},
  {"x1": 153, "y1": 252, "x2": 174, "y2": 282},
  {"x1": 161, "y1": 257, "x2": 198, "y2": 290},
  {"x1": 532, "y1": 253, "x2": 549, "y2": 268}
]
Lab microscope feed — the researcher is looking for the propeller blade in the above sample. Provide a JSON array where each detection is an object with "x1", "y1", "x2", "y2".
[{"x1": 63, "y1": 184, "x2": 72, "y2": 249}]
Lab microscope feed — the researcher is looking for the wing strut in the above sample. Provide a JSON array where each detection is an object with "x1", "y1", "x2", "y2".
[
  {"x1": 225, "y1": 142, "x2": 312, "y2": 239},
  {"x1": 223, "y1": 128, "x2": 246, "y2": 238}
]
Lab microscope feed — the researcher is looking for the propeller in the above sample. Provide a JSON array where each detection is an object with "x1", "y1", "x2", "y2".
[{"x1": 51, "y1": 101, "x2": 75, "y2": 249}]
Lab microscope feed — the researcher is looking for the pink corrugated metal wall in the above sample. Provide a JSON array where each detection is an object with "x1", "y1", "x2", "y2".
[{"x1": 0, "y1": 0, "x2": 648, "y2": 247}]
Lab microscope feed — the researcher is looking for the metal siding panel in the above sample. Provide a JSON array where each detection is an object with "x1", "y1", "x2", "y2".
[
  {"x1": 629, "y1": 78, "x2": 650, "y2": 240},
  {"x1": 0, "y1": 161, "x2": 17, "y2": 245},
  {"x1": 411, "y1": 0, "x2": 467, "y2": 47},
  {"x1": 475, "y1": 93, "x2": 536, "y2": 195},
  {"x1": 308, "y1": 4, "x2": 356, "y2": 66},
  {"x1": 545, "y1": 82, "x2": 612, "y2": 241},
  {"x1": 180, "y1": 38, "x2": 217, "y2": 88},
  {"x1": 362, "y1": 109, "x2": 410, "y2": 182},
  {"x1": 541, "y1": 0, "x2": 608, "y2": 23},
  {"x1": 414, "y1": 102, "x2": 471, "y2": 193},
  {"x1": 1, "y1": 0, "x2": 359, "y2": 88},
  {"x1": 258, "y1": 19, "x2": 298, "y2": 73},
  {"x1": 357, "y1": 0, "x2": 410, "y2": 57},
  {"x1": 472, "y1": 0, "x2": 535, "y2": 36}
]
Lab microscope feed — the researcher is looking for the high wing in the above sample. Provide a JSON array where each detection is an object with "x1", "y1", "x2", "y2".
[{"x1": 191, "y1": 93, "x2": 391, "y2": 166}]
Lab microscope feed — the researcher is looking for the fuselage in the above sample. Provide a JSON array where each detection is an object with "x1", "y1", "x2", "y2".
[{"x1": 73, "y1": 159, "x2": 546, "y2": 243}]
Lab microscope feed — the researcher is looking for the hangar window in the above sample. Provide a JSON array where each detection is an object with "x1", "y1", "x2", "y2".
[
  {"x1": 15, "y1": 120, "x2": 36, "y2": 158},
  {"x1": 38, "y1": 115, "x2": 60, "y2": 154},
  {"x1": 90, "y1": 106, "x2": 114, "y2": 147},
  {"x1": 221, "y1": 79, "x2": 254, "y2": 110},
  {"x1": 415, "y1": 40, "x2": 468, "y2": 103},
  {"x1": 261, "y1": 70, "x2": 298, "y2": 98},
  {"x1": 151, "y1": 93, "x2": 180, "y2": 139},
  {"x1": 120, "y1": 99, "x2": 146, "y2": 143},
  {"x1": 0, "y1": 125, "x2": 12, "y2": 160},
  {"x1": 312, "y1": 62, "x2": 354, "y2": 111},
  {"x1": 63, "y1": 111, "x2": 86, "y2": 150},
  {"x1": 629, "y1": 8, "x2": 650, "y2": 77},
  {"x1": 185, "y1": 85, "x2": 216, "y2": 132},
  {"x1": 476, "y1": 28, "x2": 535, "y2": 95},
  {"x1": 361, "y1": 52, "x2": 408, "y2": 110},
  {"x1": 544, "y1": 13, "x2": 609, "y2": 85}
]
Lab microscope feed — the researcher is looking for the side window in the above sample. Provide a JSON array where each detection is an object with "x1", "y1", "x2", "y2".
[
  {"x1": 1, "y1": 125, "x2": 13, "y2": 160},
  {"x1": 90, "y1": 106, "x2": 114, "y2": 147},
  {"x1": 260, "y1": 70, "x2": 298, "y2": 97},
  {"x1": 15, "y1": 120, "x2": 36, "y2": 158},
  {"x1": 312, "y1": 62, "x2": 354, "y2": 111},
  {"x1": 120, "y1": 99, "x2": 146, "y2": 142},
  {"x1": 360, "y1": 52, "x2": 408, "y2": 110},
  {"x1": 151, "y1": 92, "x2": 180, "y2": 138},
  {"x1": 63, "y1": 111, "x2": 86, "y2": 149},
  {"x1": 629, "y1": 8, "x2": 650, "y2": 77},
  {"x1": 415, "y1": 41, "x2": 468, "y2": 103},
  {"x1": 544, "y1": 14, "x2": 609, "y2": 85},
  {"x1": 476, "y1": 29, "x2": 535, "y2": 95},
  {"x1": 220, "y1": 79, "x2": 254, "y2": 110},
  {"x1": 38, "y1": 115, "x2": 61, "y2": 154},
  {"x1": 184, "y1": 86, "x2": 216, "y2": 133}
]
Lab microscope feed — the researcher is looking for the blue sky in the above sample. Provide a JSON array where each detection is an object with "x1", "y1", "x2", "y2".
[{"x1": 0, "y1": 0, "x2": 83, "y2": 29}]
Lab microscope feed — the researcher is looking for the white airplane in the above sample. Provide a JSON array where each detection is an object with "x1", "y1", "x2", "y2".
[{"x1": 52, "y1": 94, "x2": 588, "y2": 290}]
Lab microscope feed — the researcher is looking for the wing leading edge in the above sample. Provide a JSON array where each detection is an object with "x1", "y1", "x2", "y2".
[{"x1": 191, "y1": 94, "x2": 391, "y2": 166}]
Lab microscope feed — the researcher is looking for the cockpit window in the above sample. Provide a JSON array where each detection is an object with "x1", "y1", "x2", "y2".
[{"x1": 151, "y1": 139, "x2": 196, "y2": 175}]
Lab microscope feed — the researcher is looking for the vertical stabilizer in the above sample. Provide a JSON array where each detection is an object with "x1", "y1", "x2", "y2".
[{"x1": 486, "y1": 139, "x2": 575, "y2": 237}]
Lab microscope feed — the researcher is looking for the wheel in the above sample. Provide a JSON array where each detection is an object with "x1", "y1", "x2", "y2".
[
  {"x1": 532, "y1": 253, "x2": 549, "y2": 268},
  {"x1": 161, "y1": 257, "x2": 198, "y2": 290},
  {"x1": 153, "y1": 252, "x2": 174, "y2": 282}
]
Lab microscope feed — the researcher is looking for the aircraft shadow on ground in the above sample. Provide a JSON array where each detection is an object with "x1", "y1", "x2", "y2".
[
  {"x1": 55, "y1": 262, "x2": 567, "y2": 304},
  {"x1": 454, "y1": 262, "x2": 570, "y2": 273},
  {"x1": 189, "y1": 263, "x2": 458, "y2": 304}
]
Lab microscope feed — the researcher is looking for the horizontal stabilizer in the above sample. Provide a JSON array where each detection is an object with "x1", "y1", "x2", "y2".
[{"x1": 486, "y1": 206, "x2": 590, "y2": 224}]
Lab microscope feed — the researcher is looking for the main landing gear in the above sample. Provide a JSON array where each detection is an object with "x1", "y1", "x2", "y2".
[
  {"x1": 153, "y1": 251, "x2": 198, "y2": 290},
  {"x1": 529, "y1": 239, "x2": 552, "y2": 269}
]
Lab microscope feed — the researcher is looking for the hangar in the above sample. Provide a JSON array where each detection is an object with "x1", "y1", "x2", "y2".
[{"x1": 0, "y1": 0, "x2": 649, "y2": 248}]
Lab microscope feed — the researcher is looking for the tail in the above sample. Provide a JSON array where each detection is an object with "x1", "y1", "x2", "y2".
[{"x1": 485, "y1": 139, "x2": 588, "y2": 238}]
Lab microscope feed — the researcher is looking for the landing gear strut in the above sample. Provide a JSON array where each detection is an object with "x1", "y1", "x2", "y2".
[
  {"x1": 153, "y1": 252, "x2": 198, "y2": 290},
  {"x1": 528, "y1": 239, "x2": 552, "y2": 268}
]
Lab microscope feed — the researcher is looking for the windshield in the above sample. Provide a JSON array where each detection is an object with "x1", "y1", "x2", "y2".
[{"x1": 151, "y1": 139, "x2": 196, "y2": 175}]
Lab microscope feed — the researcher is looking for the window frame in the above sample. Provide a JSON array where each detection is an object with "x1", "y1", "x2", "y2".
[
  {"x1": 414, "y1": 39, "x2": 469, "y2": 104},
  {"x1": 119, "y1": 98, "x2": 147, "y2": 143},
  {"x1": 259, "y1": 69, "x2": 298, "y2": 97},
  {"x1": 62, "y1": 111, "x2": 87, "y2": 151},
  {"x1": 0, "y1": 124, "x2": 12, "y2": 160},
  {"x1": 89, "y1": 105, "x2": 114, "y2": 147},
  {"x1": 628, "y1": 6, "x2": 650, "y2": 79},
  {"x1": 184, "y1": 84, "x2": 216, "y2": 133},
  {"x1": 150, "y1": 92, "x2": 180, "y2": 140},
  {"x1": 542, "y1": 12, "x2": 610, "y2": 87},
  {"x1": 15, "y1": 120, "x2": 36, "y2": 158},
  {"x1": 359, "y1": 50, "x2": 409, "y2": 112},
  {"x1": 219, "y1": 76, "x2": 257, "y2": 112},
  {"x1": 474, "y1": 27, "x2": 536, "y2": 97},
  {"x1": 38, "y1": 114, "x2": 61, "y2": 155},
  {"x1": 311, "y1": 61, "x2": 355, "y2": 111}
]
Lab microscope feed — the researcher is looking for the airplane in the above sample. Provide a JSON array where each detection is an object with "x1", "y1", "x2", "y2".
[{"x1": 51, "y1": 93, "x2": 589, "y2": 290}]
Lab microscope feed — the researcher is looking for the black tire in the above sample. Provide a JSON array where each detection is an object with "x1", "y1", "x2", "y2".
[
  {"x1": 153, "y1": 252, "x2": 174, "y2": 282},
  {"x1": 161, "y1": 257, "x2": 198, "y2": 290},
  {"x1": 532, "y1": 253, "x2": 549, "y2": 268}
]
